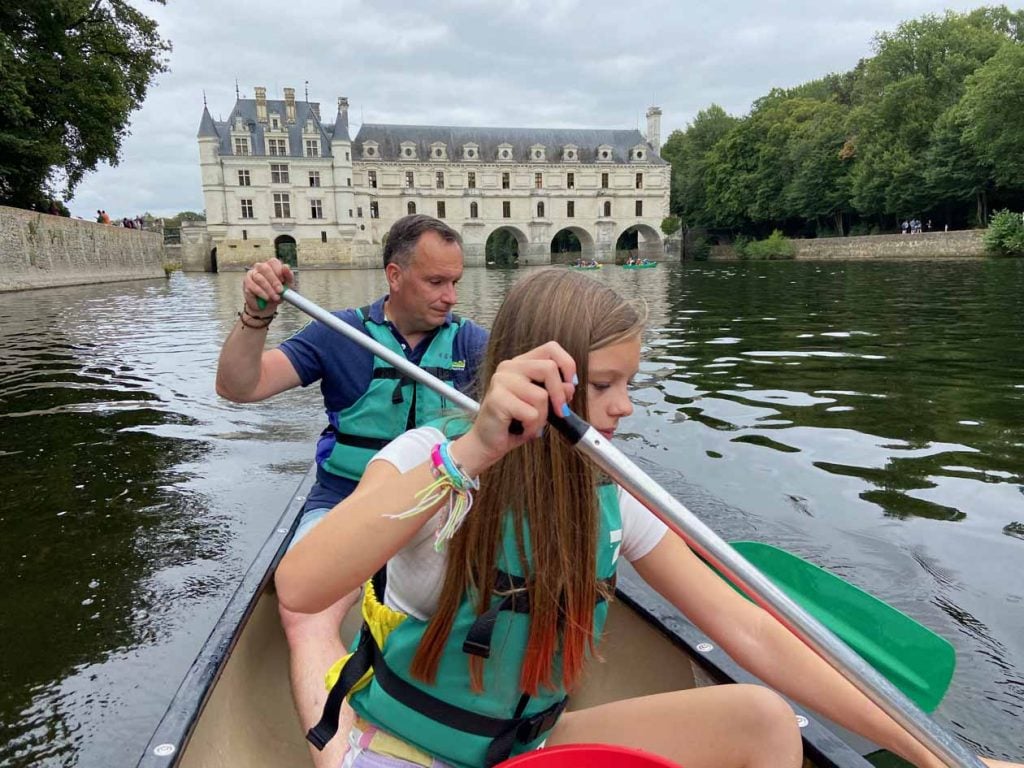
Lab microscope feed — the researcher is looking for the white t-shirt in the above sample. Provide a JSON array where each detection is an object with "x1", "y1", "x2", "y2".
[{"x1": 370, "y1": 427, "x2": 668, "y2": 620}]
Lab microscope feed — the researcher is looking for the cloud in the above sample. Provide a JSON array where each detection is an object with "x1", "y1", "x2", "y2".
[{"x1": 66, "y1": 0, "x2": 986, "y2": 218}]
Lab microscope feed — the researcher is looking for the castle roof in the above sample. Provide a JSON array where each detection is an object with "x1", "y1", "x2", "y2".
[
  {"x1": 197, "y1": 106, "x2": 219, "y2": 139},
  {"x1": 205, "y1": 97, "x2": 334, "y2": 158},
  {"x1": 352, "y1": 124, "x2": 665, "y2": 164}
]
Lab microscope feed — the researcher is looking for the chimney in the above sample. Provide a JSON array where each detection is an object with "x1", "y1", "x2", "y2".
[
  {"x1": 284, "y1": 87, "x2": 296, "y2": 123},
  {"x1": 338, "y1": 96, "x2": 349, "y2": 120},
  {"x1": 254, "y1": 86, "x2": 268, "y2": 123},
  {"x1": 646, "y1": 106, "x2": 662, "y2": 154},
  {"x1": 310, "y1": 102, "x2": 321, "y2": 120}
]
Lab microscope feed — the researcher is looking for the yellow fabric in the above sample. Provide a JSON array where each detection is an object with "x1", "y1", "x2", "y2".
[
  {"x1": 324, "y1": 578, "x2": 409, "y2": 693},
  {"x1": 355, "y1": 717, "x2": 436, "y2": 767}
]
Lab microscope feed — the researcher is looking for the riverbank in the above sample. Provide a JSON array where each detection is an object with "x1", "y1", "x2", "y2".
[
  {"x1": 0, "y1": 204, "x2": 165, "y2": 292},
  {"x1": 710, "y1": 229, "x2": 985, "y2": 260}
]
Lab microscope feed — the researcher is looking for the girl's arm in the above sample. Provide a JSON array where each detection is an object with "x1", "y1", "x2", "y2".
[
  {"x1": 633, "y1": 533, "x2": 981, "y2": 768},
  {"x1": 276, "y1": 342, "x2": 578, "y2": 614}
]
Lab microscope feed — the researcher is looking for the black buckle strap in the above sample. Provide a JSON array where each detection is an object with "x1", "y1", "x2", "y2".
[
  {"x1": 331, "y1": 429, "x2": 392, "y2": 451},
  {"x1": 483, "y1": 698, "x2": 567, "y2": 767},
  {"x1": 307, "y1": 626, "x2": 374, "y2": 750}
]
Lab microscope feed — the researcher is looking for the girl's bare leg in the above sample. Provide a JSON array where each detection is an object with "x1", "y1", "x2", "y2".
[{"x1": 547, "y1": 684, "x2": 802, "y2": 768}]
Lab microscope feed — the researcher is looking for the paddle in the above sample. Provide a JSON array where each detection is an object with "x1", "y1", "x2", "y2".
[
  {"x1": 724, "y1": 542, "x2": 954, "y2": 713},
  {"x1": 260, "y1": 287, "x2": 980, "y2": 768}
]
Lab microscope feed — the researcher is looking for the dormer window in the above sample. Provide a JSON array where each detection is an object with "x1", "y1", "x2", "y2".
[
  {"x1": 400, "y1": 141, "x2": 417, "y2": 160},
  {"x1": 362, "y1": 141, "x2": 379, "y2": 159},
  {"x1": 463, "y1": 143, "x2": 479, "y2": 161},
  {"x1": 497, "y1": 143, "x2": 514, "y2": 162},
  {"x1": 597, "y1": 144, "x2": 613, "y2": 162},
  {"x1": 305, "y1": 120, "x2": 315, "y2": 133},
  {"x1": 270, "y1": 114, "x2": 281, "y2": 131},
  {"x1": 563, "y1": 144, "x2": 579, "y2": 162},
  {"x1": 630, "y1": 144, "x2": 647, "y2": 162},
  {"x1": 430, "y1": 142, "x2": 448, "y2": 161},
  {"x1": 234, "y1": 115, "x2": 246, "y2": 131},
  {"x1": 530, "y1": 144, "x2": 546, "y2": 162}
]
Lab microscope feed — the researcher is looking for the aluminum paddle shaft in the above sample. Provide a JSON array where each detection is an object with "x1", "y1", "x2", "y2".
[{"x1": 280, "y1": 287, "x2": 982, "y2": 768}]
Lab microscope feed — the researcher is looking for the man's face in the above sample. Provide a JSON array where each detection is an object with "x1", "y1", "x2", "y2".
[{"x1": 387, "y1": 231, "x2": 464, "y2": 332}]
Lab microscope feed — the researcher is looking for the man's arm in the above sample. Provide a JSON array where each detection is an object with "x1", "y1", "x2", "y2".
[{"x1": 215, "y1": 258, "x2": 301, "y2": 403}]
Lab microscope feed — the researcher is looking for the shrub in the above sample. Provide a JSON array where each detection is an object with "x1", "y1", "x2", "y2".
[
  {"x1": 984, "y1": 210, "x2": 1024, "y2": 257},
  {"x1": 740, "y1": 230, "x2": 796, "y2": 260},
  {"x1": 690, "y1": 236, "x2": 711, "y2": 261},
  {"x1": 661, "y1": 216, "x2": 681, "y2": 236}
]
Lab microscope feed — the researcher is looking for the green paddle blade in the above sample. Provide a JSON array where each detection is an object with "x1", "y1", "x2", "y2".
[{"x1": 728, "y1": 541, "x2": 955, "y2": 713}]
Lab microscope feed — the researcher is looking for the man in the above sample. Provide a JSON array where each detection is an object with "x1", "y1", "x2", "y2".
[{"x1": 216, "y1": 214, "x2": 487, "y2": 767}]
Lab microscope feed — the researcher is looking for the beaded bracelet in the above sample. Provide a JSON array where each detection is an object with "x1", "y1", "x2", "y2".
[{"x1": 389, "y1": 440, "x2": 478, "y2": 551}]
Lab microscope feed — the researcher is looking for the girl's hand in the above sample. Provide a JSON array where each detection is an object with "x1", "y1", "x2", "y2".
[
  {"x1": 242, "y1": 258, "x2": 294, "y2": 316},
  {"x1": 453, "y1": 341, "x2": 576, "y2": 475}
]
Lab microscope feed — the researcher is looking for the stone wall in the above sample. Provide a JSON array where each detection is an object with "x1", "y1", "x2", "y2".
[
  {"x1": 710, "y1": 229, "x2": 986, "y2": 261},
  {"x1": 0, "y1": 205, "x2": 166, "y2": 291}
]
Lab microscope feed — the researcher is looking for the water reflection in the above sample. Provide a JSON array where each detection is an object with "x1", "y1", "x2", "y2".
[{"x1": 0, "y1": 260, "x2": 1022, "y2": 763}]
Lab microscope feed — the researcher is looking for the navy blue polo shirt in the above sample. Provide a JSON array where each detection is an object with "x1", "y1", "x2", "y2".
[{"x1": 279, "y1": 295, "x2": 488, "y2": 510}]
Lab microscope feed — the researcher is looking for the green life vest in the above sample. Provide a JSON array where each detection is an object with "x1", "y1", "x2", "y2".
[
  {"x1": 309, "y1": 484, "x2": 622, "y2": 768},
  {"x1": 319, "y1": 306, "x2": 465, "y2": 483}
]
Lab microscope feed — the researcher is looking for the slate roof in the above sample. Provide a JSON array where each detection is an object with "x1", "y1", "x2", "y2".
[
  {"x1": 353, "y1": 124, "x2": 665, "y2": 164},
  {"x1": 202, "y1": 97, "x2": 337, "y2": 157}
]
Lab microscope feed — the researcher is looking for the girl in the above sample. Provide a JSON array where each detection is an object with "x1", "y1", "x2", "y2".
[{"x1": 277, "y1": 269, "x2": 1015, "y2": 768}]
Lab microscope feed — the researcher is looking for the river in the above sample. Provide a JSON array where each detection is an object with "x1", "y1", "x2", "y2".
[{"x1": 0, "y1": 260, "x2": 1021, "y2": 765}]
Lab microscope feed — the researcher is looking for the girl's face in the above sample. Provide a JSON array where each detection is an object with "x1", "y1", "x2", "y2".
[{"x1": 586, "y1": 335, "x2": 641, "y2": 440}]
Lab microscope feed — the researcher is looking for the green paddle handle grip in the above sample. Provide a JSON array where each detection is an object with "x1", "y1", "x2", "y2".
[{"x1": 255, "y1": 286, "x2": 288, "y2": 311}]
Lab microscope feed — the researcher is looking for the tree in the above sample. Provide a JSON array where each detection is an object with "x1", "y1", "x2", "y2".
[
  {"x1": 960, "y1": 41, "x2": 1024, "y2": 189},
  {"x1": 0, "y1": 1, "x2": 170, "y2": 208},
  {"x1": 660, "y1": 105, "x2": 737, "y2": 227}
]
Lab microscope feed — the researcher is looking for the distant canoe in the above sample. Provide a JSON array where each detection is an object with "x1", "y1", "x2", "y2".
[
  {"x1": 622, "y1": 262, "x2": 658, "y2": 269},
  {"x1": 571, "y1": 264, "x2": 602, "y2": 270}
]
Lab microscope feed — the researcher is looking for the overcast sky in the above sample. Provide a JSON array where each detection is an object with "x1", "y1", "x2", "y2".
[{"x1": 67, "y1": 0, "x2": 989, "y2": 219}]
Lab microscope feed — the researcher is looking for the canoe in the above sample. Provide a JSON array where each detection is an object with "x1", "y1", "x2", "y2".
[
  {"x1": 622, "y1": 262, "x2": 657, "y2": 269},
  {"x1": 137, "y1": 466, "x2": 887, "y2": 768},
  {"x1": 571, "y1": 264, "x2": 602, "y2": 270}
]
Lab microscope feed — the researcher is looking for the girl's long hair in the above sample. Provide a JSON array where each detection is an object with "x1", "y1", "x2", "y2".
[{"x1": 410, "y1": 268, "x2": 646, "y2": 695}]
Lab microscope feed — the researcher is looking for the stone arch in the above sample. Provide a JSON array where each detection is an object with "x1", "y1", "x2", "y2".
[
  {"x1": 274, "y1": 234, "x2": 297, "y2": 267},
  {"x1": 614, "y1": 223, "x2": 661, "y2": 263},
  {"x1": 484, "y1": 225, "x2": 528, "y2": 267},
  {"x1": 407, "y1": 201, "x2": 416, "y2": 215},
  {"x1": 550, "y1": 226, "x2": 595, "y2": 265}
]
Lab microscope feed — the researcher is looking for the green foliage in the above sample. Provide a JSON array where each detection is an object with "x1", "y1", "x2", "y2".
[
  {"x1": 983, "y1": 209, "x2": 1024, "y2": 256},
  {"x1": 0, "y1": 1, "x2": 170, "y2": 208},
  {"x1": 660, "y1": 6, "x2": 1024, "y2": 238},
  {"x1": 737, "y1": 230, "x2": 797, "y2": 260},
  {"x1": 165, "y1": 210, "x2": 206, "y2": 227},
  {"x1": 660, "y1": 216, "x2": 681, "y2": 236},
  {"x1": 689, "y1": 236, "x2": 711, "y2": 261}
]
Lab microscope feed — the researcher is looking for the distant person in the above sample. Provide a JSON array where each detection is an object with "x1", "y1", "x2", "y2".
[
  {"x1": 101, "y1": 210, "x2": 111, "y2": 224},
  {"x1": 901, "y1": 220, "x2": 909, "y2": 235},
  {"x1": 215, "y1": 214, "x2": 488, "y2": 768},
  {"x1": 926, "y1": 219, "x2": 932, "y2": 232},
  {"x1": 96, "y1": 210, "x2": 104, "y2": 223},
  {"x1": 48, "y1": 201, "x2": 59, "y2": 216}
]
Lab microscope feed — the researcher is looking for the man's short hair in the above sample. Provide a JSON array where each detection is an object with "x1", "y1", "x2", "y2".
[{"x1": 382, "y1": 215, "x2": 462, "y2": 269}]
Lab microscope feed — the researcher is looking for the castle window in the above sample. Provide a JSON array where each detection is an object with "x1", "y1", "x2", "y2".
[
  {"x1": 430, "y1": 142, "x2": 447, "y2": 160},
  {"x1": 563, "y1": 144, "x2": 578, "y2": 162},
  {"x1": 437, "y1": 201, "x2": 446, "y2": 219},
  {"x1": 242, "y1": 229, "x2": 248, "y2": 240},
  {"x1": 537, "y1": 201, "x2": 545, "y2": 218},
  {"x1": 467, "y1": 172, "x2": 476, "y2": 189},
  {"x1": 502, "y1": 172, "x2": 510, "y2": 190},
  {"x1": 597, "y1": 144, "x2": 613, "y2": 162},
  {"x1": 407, "y1": 201, "x2": 416, "y2": 215},
  {"x1": 401, "y1": 142, "x2": 417, "y2": 159},
  {"x1": 238, "y1": 169, "x2": 251, "y2": 186},
  {"x1": 405, "y1": 147, "x2": 414, "y2": 157},
  {"x1": 357, "y1": 206, "x2": 363, "y2": 217},
  {"x1": 268, "y1": 138, "x2": 287, "y2": 156},
  {"x1": 321, "y1": 231, "x2": 327, "y2": 243},
  {"x1": 310, "y1": 199, "x2": 323, "y2": 219},
  {"x1": 362, "y1": 142, "x2": 379, "y2": 159},
  {"x1": 534, "y1": 173, "x2": 543, "y2": 189},
  {"x1": 309, "y1": 170, "x2": 321, "y2": 188},
  {"x1": 368, "y1": 170, "x2": 378, "y2": 189},
  {"x1": 470, "y1": 202, "x2": 479, "y2": 218},
  {"x1": 370, "y1": 201, "x2": 379, "y2": 219},
  {"x1": 530, "y1": 144, "x2": 546, "y2": 162},
  {"x1": 347, "y1": 177, "x2": 352, "y2": 187},
  {"x1": 436, "y1": 171, "x2": 445, "y2": 189},
  {"x1": 502, "y1": 201, "x2": 511, "y2": 218},
  {"x1": 567, "y1": 172, "x2": 575, "y2": 190},
  {"x1": 272, "y1": 193, "x2": 291, "y2": 218},
  {"x1": 233, "y1": 138, "x2": 250, "y2": 156},
  {"x1": 271, "y1": 116, "x2": 280, "y2": 130},
  {"x1": 271, "y1": 164, "x2": 289, "y2": 184},
  {"x1": 240, "y1": 199, "x2": 254, "y2": 219},
  {"x1": 601, "y1": 172, "x2": 609, "y2": 189},
  {"x1": 305, "y1": 139, "x2": 320, "y2": 157},
  {"x1": 635, "y1": 200, "x2": 643, "y2": 216},
  {"x1": 497, "y1": 143, "x2": 513, "y2": 161},
  {"x1": 603, "y1": 200, "x2": 611, "y2": 217},
  {"x1": 636, "y1": 173, "x2": 643, "y2": 189},
  {"x1": 567, "y1": 201, "x2": 575, "y2": 218},
  {"x1": 463, "y1": 143, "x2": 479, "y2": 160},
  {"x1": 406, "y1": 171, "x2": 414, "y2": 188},
  {"x1": 345, "y1": 151, "x2": 350, "y2": 160}
]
